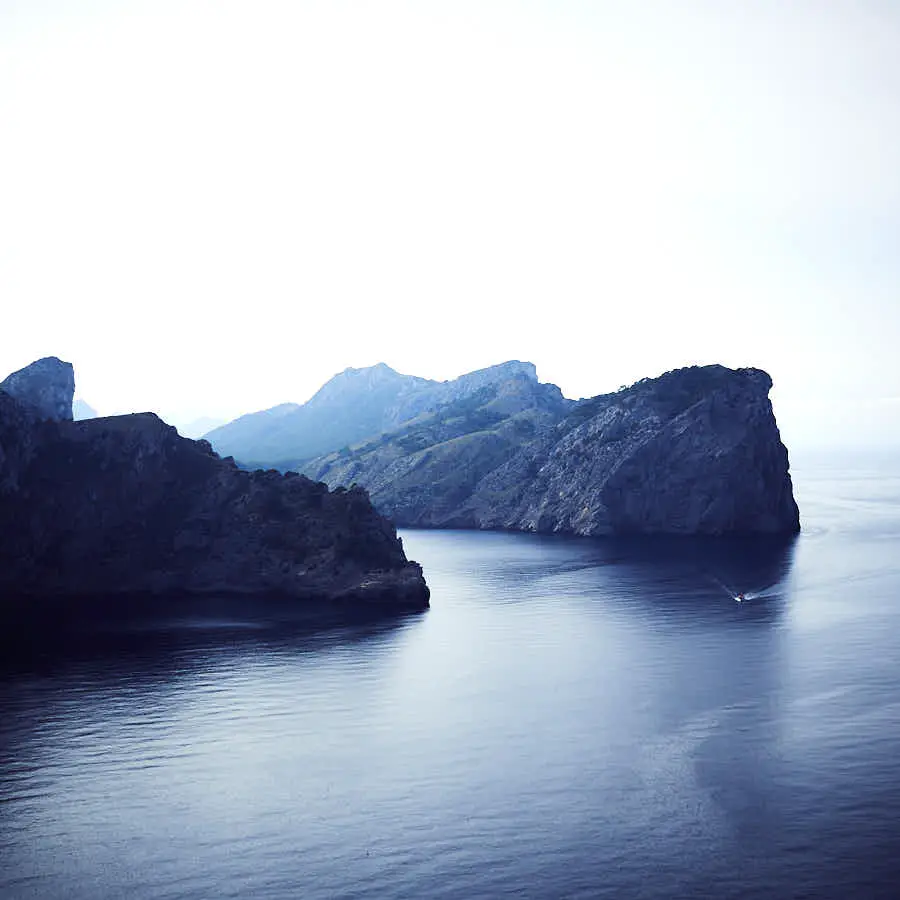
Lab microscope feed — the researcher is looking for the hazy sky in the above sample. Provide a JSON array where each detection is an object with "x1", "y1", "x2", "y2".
[{"x1": 2, "y1": 0, "x2": 898, "y2": 448}]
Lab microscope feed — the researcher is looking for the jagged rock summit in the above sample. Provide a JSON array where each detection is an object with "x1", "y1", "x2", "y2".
[
  {"x1": 0, "y1": 359, "x2": 429, "y2": 610},
  {"x1": 0, "y1": 356, "x2": 74, "y2": 421},
  {"x1": 301, "y1": 363, "x2": 800, "y2": 537}
]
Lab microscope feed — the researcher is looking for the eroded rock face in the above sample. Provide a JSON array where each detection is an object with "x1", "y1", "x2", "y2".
[
  {"x1": 476, "y1": 366, "x2": 799, "y2": 535},
  {"x1": 304, "y1": 365, "x2": 800, "y2": 536},
  {"x1": 0, "y1": 357, "x2": 74, "y2": 421},
  {"x1": 0, "y1": 387, "x2": 428, "y2": 608}
]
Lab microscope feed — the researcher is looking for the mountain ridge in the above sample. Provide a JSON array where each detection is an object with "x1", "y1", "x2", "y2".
[
  {"x1": 204, "y1": 360, "x2": 548, "y2": 468},
  {"x1": 297, "y1": 362, "x2": 800, "y2": 536}
]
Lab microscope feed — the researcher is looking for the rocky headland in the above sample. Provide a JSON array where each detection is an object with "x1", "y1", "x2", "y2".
[
  {"x1": 298, "y1": 363, "x2": 800, "y2": 536},
  {"x1": 0, "y1": 358, "x2": 429, "y2": 611}
]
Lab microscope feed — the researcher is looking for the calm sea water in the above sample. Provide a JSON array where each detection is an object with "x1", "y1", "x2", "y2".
[{"x1": 2, "y1": 451, "x2": 900, "y2": 899}]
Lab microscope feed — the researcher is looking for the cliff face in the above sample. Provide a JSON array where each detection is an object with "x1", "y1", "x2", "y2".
[
  {"x1": 302, "y1": 365, "x2": 800, "y2": 536},
  {"x1": 470, "y1": 366, "x2": 799, "y2": 535},
  {"x1": 0, "y1": 357, "x2": 75, "y2": 421},
  {"x1": 0, "y1": 373, "x2": 428, "y2": 609}
]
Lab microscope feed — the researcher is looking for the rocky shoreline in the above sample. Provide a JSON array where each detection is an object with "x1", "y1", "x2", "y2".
[{"x1": 0, "y1": 358, "x2": 429, "y2": 612}]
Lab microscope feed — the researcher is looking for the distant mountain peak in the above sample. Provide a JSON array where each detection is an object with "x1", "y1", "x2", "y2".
[
  {"x1": 335, "y1": 362, "x2": 398, "y2": 378},
  {"x1": 205, "y1": 359, "x2": 546, "y2": 469},
  {"x1": 307, "y1": 363, "x2": 432, "y2": 408},
  {"x1": 454, "y1": 360, "x2": 538, "y2": 384}
]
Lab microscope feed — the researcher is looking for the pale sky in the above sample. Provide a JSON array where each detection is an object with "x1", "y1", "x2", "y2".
[{"x1": 1, "y1": 0, "x2": 898, "y2": 448}]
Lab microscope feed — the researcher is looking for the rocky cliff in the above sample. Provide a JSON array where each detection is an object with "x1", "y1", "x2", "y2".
[
  {"x1": 0, "y1": 357, "x2": 74, "y2": 421},
  {"x1": 302, "y1": 364, "x2": 800, "y2": 536},
  {"x1": 0, "y1": 362, "x2": 428, "y2": 610}
]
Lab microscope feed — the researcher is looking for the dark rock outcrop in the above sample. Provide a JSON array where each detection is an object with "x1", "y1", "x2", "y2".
[
  {"x1": 0, "y1": 357, "x2": 74, "y2": 421},
  {"x1": 302, "y1": 364, "x2": 800, "y2": 536},
  {"x1": 0, "y1": 379, "x2": 428, "y2": 610}
]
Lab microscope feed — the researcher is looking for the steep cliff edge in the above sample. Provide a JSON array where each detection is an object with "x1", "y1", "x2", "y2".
[
  {"x1": 303, "y1": 365, "x2": 799, "y2": 536},
  {"x1": 0, "y1": 365, "x2": 428, "y2": 609},
  {"x1": 471, "y1": 365, "x2": 799, "y2": 535}
]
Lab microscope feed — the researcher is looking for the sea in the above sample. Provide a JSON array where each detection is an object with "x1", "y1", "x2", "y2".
[{"x1": 2, "y1": 449, "x2": 900, "y2": 899}]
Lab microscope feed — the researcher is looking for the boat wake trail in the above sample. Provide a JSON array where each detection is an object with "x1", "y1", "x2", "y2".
[{"x1": 707, "y1": 574, "x2": 786, "y2": 603}]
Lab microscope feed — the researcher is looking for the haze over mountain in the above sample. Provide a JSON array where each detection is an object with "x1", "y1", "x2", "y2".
[
  {"x1": 72, "y1": 398, "x2": 97, "y2": 420},
  {"x1": 174, "y1": 415, "x2": 226, "y2": 440},
  {"x1": 205, "y1": 361, "x2": 546, "y2": 468}
]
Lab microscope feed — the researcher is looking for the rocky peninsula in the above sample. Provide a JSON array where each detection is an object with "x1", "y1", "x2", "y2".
[
  {"x1": 0, "y1": 358, "x2": 429, "y2": 611},
  {"x1": 298, "y1": 363, "x2": 800, "y2": 536}
]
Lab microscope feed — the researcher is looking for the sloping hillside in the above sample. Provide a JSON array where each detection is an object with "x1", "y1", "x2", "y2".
[{"x1": 205, "y1": 360, "x2": 546, "y2": 468}]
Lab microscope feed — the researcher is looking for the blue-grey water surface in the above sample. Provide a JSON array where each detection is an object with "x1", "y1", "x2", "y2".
[{"x1": 2, "y1": 452, "x2": 900, "y2": 898}]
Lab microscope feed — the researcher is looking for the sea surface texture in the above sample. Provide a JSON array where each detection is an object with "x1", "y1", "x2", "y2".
[{"x1": 2, "y1": 450, "x2": 899, "y2": 899}]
